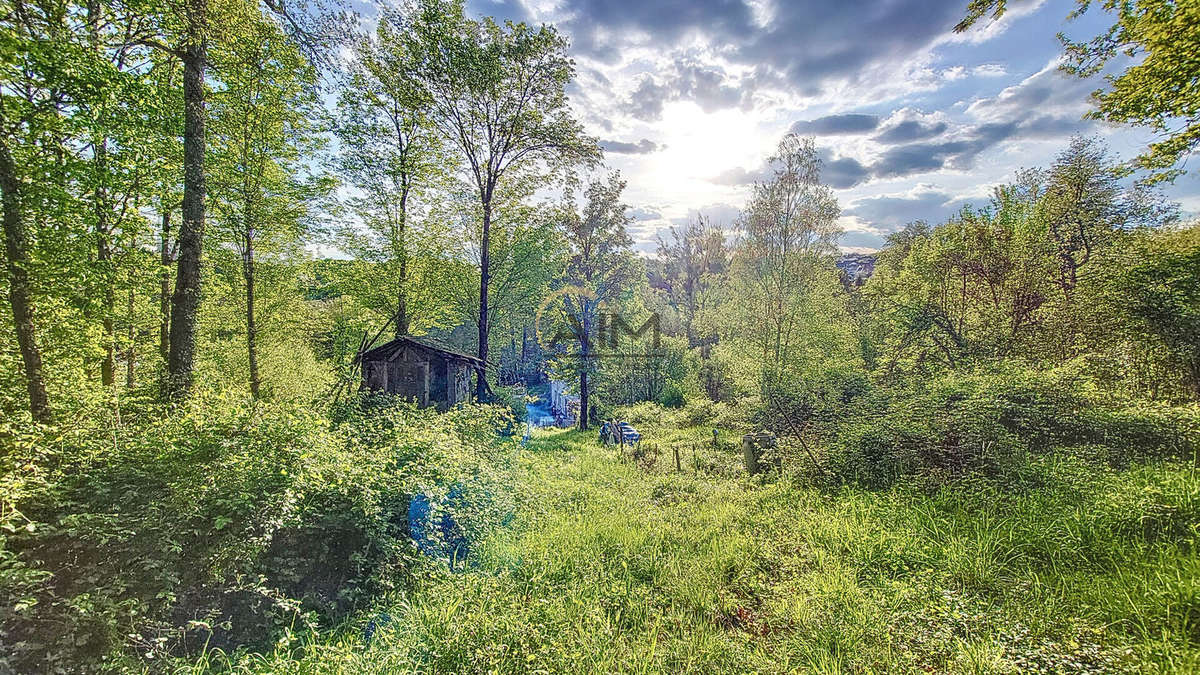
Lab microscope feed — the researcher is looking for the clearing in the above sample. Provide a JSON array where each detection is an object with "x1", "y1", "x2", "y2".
[{"x1": 245, "y1": 425, "x2": 1199, "y2": 673}]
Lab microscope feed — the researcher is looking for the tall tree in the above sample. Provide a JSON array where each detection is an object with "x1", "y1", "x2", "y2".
[
  {"x1": 0, "y1": 138, "x2": 51, "y2": 422},
  {"x1": 654, "y1": 217, "x2": 728, "y2": 347},
  {"x1": 130, "y1": 0, "x2": 337, "y2": 400},
  {"x1": 335, "y1": 11, "x2": 446, "y2": 338},
  {"x1": 1037, "y1": 136, "x2": 1177, "y2": 298},
  {"x1": 81, "y1": 0, "x2": 163, "y2": 388},
  {"x1": 729, "y1": 134, "x2": 843, "y2": 389},
  {"x1": 0, "y1": 0, "x2": 86, "y2": 421},
  {"x1": 209, "y1": 10, "x2": 327, "y2": 397},
  {"x1": 163, "y1": 0, "x2": 209, "y2": 399},
  {"x1": 413, "y1": 0, "x2": 596, "y2": 399},
  {"x1": 553, "y1": 174, "x2": 638, "y2": 431},
  {"x1": 956, "y1": 0, "x2": 1200, "y2": 183}
]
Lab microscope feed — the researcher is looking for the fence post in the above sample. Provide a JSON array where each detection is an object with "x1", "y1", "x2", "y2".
[
  {"x1": 743, "y1": 434, "x2": 759, "y2": 475},
  {"x1": 674, "y1": 445, "x2": 681, "y2": 472}
]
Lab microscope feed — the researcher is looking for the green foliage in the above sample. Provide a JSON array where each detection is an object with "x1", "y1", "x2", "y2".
[
  {"x1": 2, "y1": 0, "x2": 1199, "y2": 670},
  {"x1": 652, "y1": 217, "x2": 730, "y2": 348},
  {"x1": 489, "y1": 384, "x2": 529, "y2": 430},
  {"x1": 865, "y1": 140, "x2": 1178, "y2": 390},
  {"x1": 957, "y1": 0, "x2": 1200, "y2": 184},
  {"x1": 1120, "y1": 224, "x2": 1200, "y2": 398},
  {"x1": 658, "y1": 381, "x2": 686, "y2": 408},
  {"x1": 0, "y1": 394, "x2": 516, "y2": 670},
  {"x1": 825, "y1": 365, "x2": 1200, "y2": 487},
  {"x1": 223, "y1": 428, "x2": 1200, "y2": 673},
  {"x1": 723, "y1": 134, "x2": 854, "y2": 392}
]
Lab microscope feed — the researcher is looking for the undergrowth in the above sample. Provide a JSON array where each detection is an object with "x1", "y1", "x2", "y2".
[{"x1": 216, "y1": 422, "x2": 1200, "y2": 673}]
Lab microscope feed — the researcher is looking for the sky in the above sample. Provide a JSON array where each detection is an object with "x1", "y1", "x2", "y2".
[{"x1": 463, "y1": 0, "x2": 1200, "y2": 254}]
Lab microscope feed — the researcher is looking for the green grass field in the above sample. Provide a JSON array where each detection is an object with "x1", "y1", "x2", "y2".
[{"x1": 214, "y1": 425, "x2": 1200, "y2": 674}]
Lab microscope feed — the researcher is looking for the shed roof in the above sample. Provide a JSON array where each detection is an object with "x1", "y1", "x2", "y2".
[{"x1": 360, "y1": 336, "x2": 485, "y2": 367}]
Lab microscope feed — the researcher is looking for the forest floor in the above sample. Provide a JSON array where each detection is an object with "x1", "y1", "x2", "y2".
[{"x1": 237, "y1": 425, "x2": 1200, "y2": 674}]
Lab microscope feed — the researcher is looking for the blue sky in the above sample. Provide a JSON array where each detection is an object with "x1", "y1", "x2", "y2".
[{"x1": 457, "y1": 0, "x2": 1200, "y2": 253}]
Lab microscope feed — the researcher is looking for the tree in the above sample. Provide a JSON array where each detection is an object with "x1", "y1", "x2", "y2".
[
  {"x1": 654, "y1": 217, "x2": 729, "y2": 348},
  {"x1": 335, "y1": 11, "x2": 447, "y2": 338},
  {"x1": 1121, "y1": 224, "x2": 1200, "y2": 399},
  {"x1": 956, "y1": 0, "x2": 1200, "y2": 184},
  {"x1": 0, "y1": 0, "x2": 93, "y2": 421},
  {"x1": 162, "y1": 0, "x2": 209, "y2": 399},
  {"x1": 864, "y1": 139, "x2": 1177, "y2": 376},
  {"x1": 728, "y1": 134, "x2": 845, "y2": 390},
  {"x1": 208, "y1": 10, "x2": 328, "y2": 397},
  {"x1": 0, "y1": 137, "x2": 51, "y2": 422},
  {"x1": 122, "y1": 0, "x2": 337, "y2": 400},
  {"x1": 1037, "y1": 136, "x2": 1176, "y2": 298},
  {"x1": 873, "y1": 192, "x2": 1056, "y2": 373},
  {"x1": 412, "y1": 0, "x2": 597, "y2": 399},
  {"x1": 553, "y1": 174, "x2": 638, "y2": 430}
]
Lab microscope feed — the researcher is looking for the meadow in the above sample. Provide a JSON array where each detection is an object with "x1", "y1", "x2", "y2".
[{"x1": 203, "y1": 413, "x2": 1200, "y2": 674}]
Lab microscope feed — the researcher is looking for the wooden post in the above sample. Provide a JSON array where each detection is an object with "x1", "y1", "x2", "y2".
[
  {"x1": 743, "y1": 434, "x2": 759, "y2": 475},
  {"x1": 674, "y1": 445, "x2": 681, "y2": 472}
]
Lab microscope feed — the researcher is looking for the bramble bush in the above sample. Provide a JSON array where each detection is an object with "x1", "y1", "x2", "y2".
[
  {"x1": 823, "y1": 365, "x2": 1200, "y2": 487},
  {"x1": 0, "y1": 392, "x2": 516, "y2": 671}
]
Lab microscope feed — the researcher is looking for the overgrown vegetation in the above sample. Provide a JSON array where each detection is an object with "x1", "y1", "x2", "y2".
[
  {"x1": 196, "y1": 425, "x2": 1200, "y2": 672},
  {"x1": 2, "y1": 0, "x2": 1199, "y2": 670},
  {"x1": 0, "y1": 396, "x2": 516, "y2": 670}
]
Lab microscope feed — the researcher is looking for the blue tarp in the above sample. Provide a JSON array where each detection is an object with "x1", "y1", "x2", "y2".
[
  {"x1": 618, "y1": 422, "x2": 640, "y2": 443},
  {"x1": 408, "y1": 486, "x2": 469, "y2": 565}
]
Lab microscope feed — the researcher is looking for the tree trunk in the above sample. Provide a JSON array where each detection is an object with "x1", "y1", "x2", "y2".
[
  {"x1": 0, "y1": 138, "x2": 52, "y2": 422},
  {"x1": 159, "y1": 211, "x2": 172, "y2": 369},
  {"x1": 578, "y1": 308, "x2": 590, "y2": 431},
  {"x1": 89, "y1": 0, "x2": 115, "y2": 388},
  {"x1": 99, "y1": 236, "x2": 115, "y2": 387},
  {"x1": 126, "y1": 287, "x2": 135, "y2": 388},
  {"x1": 244, "y1": 232, "x2": 259, "y2": 398},
  {"x1": 395, "y1": 185, "x2": 409, "y2": 336},
  {"x1": 578, "y1": 369, "x2": 589, "y2": 431},
  {"x1": 97, "y1": 144, "x2": 115, "y2": 387},
  {"x1": 167, "y1": 27, "x2": 207, "y2": 401},
  {"x1": 475, "y1": 198, "x2": 491, "y2": 401}
]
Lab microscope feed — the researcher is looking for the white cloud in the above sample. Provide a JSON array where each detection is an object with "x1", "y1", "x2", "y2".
[{"x1": 972, "y1": 63, "x2": 1008, "y2": 77}]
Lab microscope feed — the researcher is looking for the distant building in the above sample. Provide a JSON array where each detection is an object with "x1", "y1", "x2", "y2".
[
  {"x1": 836, "y1": 253, "x2": 876, "y2": 287},
  {"x1": 360, "y1": 336, "x2": 482, "y2": 410}
]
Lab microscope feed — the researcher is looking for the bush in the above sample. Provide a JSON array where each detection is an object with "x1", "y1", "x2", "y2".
[
  {"x1": 613, "y1": 401, "x2": 674, "y2": 427},
  {"x1": 822, "y1": 366, "x2": 1200, "y2": 487},
  {"x1": 659, "y1": 382, "x2": 686, "y2": 408},
  {"x1": 0, "y1": 392, "x2": 516, "y2": 671},
  {"x1": 489, "y1": 385, "x2": 528, "y2": 431}
]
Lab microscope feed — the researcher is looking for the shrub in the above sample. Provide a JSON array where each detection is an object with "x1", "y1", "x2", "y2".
[
  {"x1": 679, "y1": 399, "x2": 741, "y2": 429},
  {"x1": 659, "y1": 382, "x2": 686, "y2": 408},
  {"x1": 614, "y1": 401, "x2": 673, "y2": 427},
  {"x1": 822, "y1": 366, "x2": 1199, "y2": 487},
  {"x1": 489, "y1": 385, "x2": 529, "y2": 431},
  {"x1": 0, "y1": 392, "x2": 516, "y2": 671}
]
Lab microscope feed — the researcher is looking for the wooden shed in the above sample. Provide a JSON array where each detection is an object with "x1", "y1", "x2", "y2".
[{"x1": 360, "y1": 336, "x2": 482, "y2": 410}]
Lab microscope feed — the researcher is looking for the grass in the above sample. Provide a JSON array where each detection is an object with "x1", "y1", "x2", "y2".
[{"x1": 201, "y1": 423, "x2": 1200, "y2": 674}]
